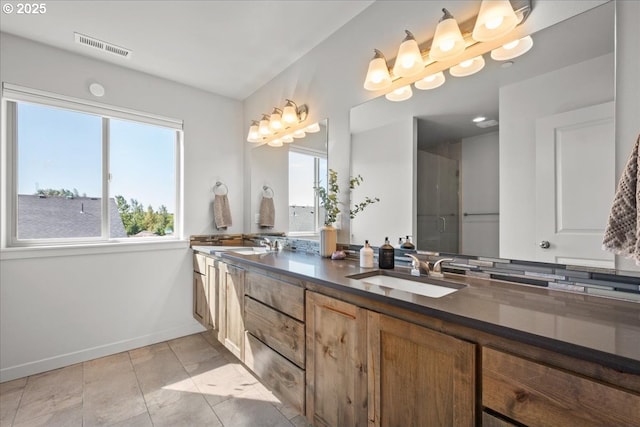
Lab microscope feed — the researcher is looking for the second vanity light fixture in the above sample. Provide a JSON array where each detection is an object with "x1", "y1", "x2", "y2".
[
  {"x1": 364, "y1": 0, "x2": 533, "y2": 101},
  {"x1": 246, "y1": 99, "x2": 320, "y2": 147}
]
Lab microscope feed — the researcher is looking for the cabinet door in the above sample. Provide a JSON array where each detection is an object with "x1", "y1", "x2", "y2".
[
  {"x1": 368, "y1": 312, "x2": 475, "y2": 427},
  {"x1": 306, "y1": 291, "x2": 368, "y2": 427},
  {"x1": 206, "y1": 259, "x2": 220, "y2": 333},
  {"x1": 222, "y1": 262, "x2": 245, "y2": 359},
  {"x1": 193, "y1": 271, "x2": 207, "y2": 326}
]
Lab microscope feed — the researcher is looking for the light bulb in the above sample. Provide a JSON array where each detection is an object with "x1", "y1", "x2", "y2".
[
  {"x1": 415, "y1": 71, "x2": 446, "y2": 90},
  {"x1": 392, "y1": 30, "x2": 424, "y2": 78},
  {"x1": 269, "y1": 108, "x2": 282, "y2": 130},
  {"x1": 449, "y1": 55, "x2": 485, "y2": 77},
  {"x1": 282, "y1": 100, "x2": 298, "y2": 124},
  {"x1": 385, "y1": 85, "x2": 413, "y2": 102},
  {"x1": 472, "y1": 0, "x2": 518, "y2": 42},
  {"x1": 491, "y1": 36, "x2": 533, "y2": 61},
  {"x1": 259, "y1": 115, "x2": 271, "y2": 135},
  {"x1": 430, "y1": 9, "x2": 466, "y2": 62}
]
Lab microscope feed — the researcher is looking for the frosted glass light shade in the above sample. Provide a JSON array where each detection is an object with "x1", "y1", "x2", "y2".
[
  {"x1": 282, "y1": 101, "x2": 298, "y2": 124},
  {"x1": 430, "y1": 11, "x2": 465, "y2": 61},
  {"x1": 450, "y1": 55, "x2": 485, "y2": 77},
  {"x1": 269, "y1": 108, "x2": 282, "y2": 130},
  {"x1": 392, "y1": 30, "x2": 425, "y2": 78},
  {"x1": 385, "y1": 85, "x2": 413, "y2": 102},
  {"x1": 282, "y1": 134, "x2": 294, "y2": 143},
  {"x1": 293, "y1": 129, "x2": 306, "y2": 138},
  {"x1": 491, "y1": 35, "x2": 533, "y2": 60},
  {"x1": 247, "y1": 123, "x2": 260, "y2": 142},
  {"x1": 364, "y1": 49, "x2": 392, "y2": 91},
  {"x1": 259, "y1": 116, "x2": 271, "y2": 135},
  {"x1": 415, "y1": 71, "x2": 446, "y2": 90},
  {"x1": 268, "y1": 138, "x2": 283, "y2": 147},
  {"x1": 472, "y1": 0, "x2": 519, "y2": 42}
]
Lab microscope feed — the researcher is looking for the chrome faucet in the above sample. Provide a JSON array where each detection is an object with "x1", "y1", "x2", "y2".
[
  {"x1": 406, "y1": 254, "x2": 430, "y2": 276},
  {"x1": 431, "y1": 258, "x2": 454, "y2": 278},
  {"x1": 260, "y1": 237, "x2": 273, "y2": 250}
]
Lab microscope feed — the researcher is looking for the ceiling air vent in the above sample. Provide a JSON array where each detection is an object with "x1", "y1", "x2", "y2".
[{"x1": 74, "y1": 32, "x2": 132, "y2": 59}]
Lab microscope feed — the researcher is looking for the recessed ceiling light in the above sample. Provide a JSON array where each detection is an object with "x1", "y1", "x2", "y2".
[
  {"x1": 89, "y1": 83, "x2": 105, "y2": 97},
  {"x1": 472, "y1": 116, "x2": 486, "y2": 123}
]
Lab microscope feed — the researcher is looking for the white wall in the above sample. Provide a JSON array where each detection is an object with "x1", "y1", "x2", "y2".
[
  {"x1": 0, "y1": 34, "x2": 244, "y2": 381},
  {"x1": 350, "y1": 118, "x2": 415, "y2": 246},
  {"x1": 499, "y1": 53, "x2": 614, "y2": 261},
  {"x1": 461, "y1": 132, "x2": 499, "y2": 257}
]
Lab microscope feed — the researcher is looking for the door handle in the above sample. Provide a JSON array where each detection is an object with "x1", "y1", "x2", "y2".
[
  {"x1": 539, "y1": 240, "x2": 550, "y2": 249},
  {"x1": 439, "y1": 216, "x2": 446, "y2": 233}
]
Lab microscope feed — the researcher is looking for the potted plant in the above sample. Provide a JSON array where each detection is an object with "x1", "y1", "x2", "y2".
[{"x1": 315, "y1": 169, "x2": 380, "y2": 257}]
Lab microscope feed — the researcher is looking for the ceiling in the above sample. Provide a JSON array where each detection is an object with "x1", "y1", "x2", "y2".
[{"x1": 0, "y1": 0, "x2": 374, "y2": 100}]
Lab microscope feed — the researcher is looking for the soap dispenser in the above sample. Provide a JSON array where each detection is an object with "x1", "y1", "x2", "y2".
[
  {"x1": 379, "y1": 237, "x2": 395, "y2": 269},
  {"x1": 400, "y1": 235, "x2": 415, "y2": 250},
  {"x1": 360, "y1": 240, "x2": 374, "y2": 268}
]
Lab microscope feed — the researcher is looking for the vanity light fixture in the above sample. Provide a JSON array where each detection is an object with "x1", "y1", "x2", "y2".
[
  {"x1": 393, "y1": 30, "x2": 425, "y2": 78},
  {"x1": 472, "y1": 0, "x2": 519, "y2": 42},
  {"x1": 364, "y1": 49, "x2": 393, "y2": 90},
  {"x1": 385, "y1": 85, "x2": 413, "y2": 102},
  {"x1": 415, "y1": 71, "x2": 446, "y2": 90},
  {"x1": 362, "y1": 0, "x2": 532, "y2": 102},
  {"x1": 449, "y1": 55, "x2": 485, "y2": 77},
  {"x1": 247, "y1": 99, "x2": 315, "y2": 147},
  {"x1": 472, "y1": 115, "x2": 486, "y2": 123},
  {"x1": 491, "y1": 35, "x2": 533, "y2": 60},
  {"x1": 430, "y1": 9, "x2": 466, "y2": 61}
]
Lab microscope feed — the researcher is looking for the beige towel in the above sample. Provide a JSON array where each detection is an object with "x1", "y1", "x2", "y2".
[
  {"x1": 602, "y1": 134, "x2": 640, "y2": 264},
  {"x1": 259, "y1": 196, "x2": 275, "y2": 227},
  {"x1": 214, "y1": 194, "x2": 232, "y2": 229}
]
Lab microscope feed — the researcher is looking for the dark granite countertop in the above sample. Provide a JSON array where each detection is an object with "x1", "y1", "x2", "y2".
[{"x1": 194, "y1": 247, "x2": 640, "y2": 374}]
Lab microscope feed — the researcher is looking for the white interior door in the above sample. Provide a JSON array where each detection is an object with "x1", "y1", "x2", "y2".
[{"x1": 535, "y1": 101, "x2": 615, "y2": 267}]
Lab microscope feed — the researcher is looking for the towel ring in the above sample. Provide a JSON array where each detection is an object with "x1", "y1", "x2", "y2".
[
  {"x1": 213, "y1": 181, "x2": 228, "y2": 196},
  {"x1": 262, "y1": 185, "x2": 274, "y2": 198}
]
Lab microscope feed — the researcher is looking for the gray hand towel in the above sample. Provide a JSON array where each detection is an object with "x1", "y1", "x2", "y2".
[
  {"x1": 214, "y1": 194, "x2": 232, "y2": 229},
  {"x1": 602, "y1": 134, "x2": 640, "y2": 264},
  {"x1": 259, "y1": 196, "x2": 275, "y2": 227}
]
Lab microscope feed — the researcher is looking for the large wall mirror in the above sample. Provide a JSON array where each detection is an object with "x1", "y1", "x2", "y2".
[
  {"x1": 349, "y1": 2, "x2": 624, "y2": 271},
  {"x1": 249, "y1": 119, "x2": 328, "y2": 236}
]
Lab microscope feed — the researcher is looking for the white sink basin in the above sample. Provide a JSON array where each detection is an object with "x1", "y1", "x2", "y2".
[
  {"x1": 348, "y1": 271, "x2": 464, "y2": 299},
  {"x1": 229, "y1": 247, "x2": 268, "y2": 255}
]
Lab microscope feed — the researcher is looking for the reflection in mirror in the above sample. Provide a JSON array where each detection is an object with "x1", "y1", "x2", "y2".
[
  {"x1": 249, "y1": 119, "x2": 327, "y2": 237},
  {"x1": 350, "y1": 2, "x2": 618, "y2": 269}
]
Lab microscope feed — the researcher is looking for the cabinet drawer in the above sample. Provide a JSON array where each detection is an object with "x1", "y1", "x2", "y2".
[
  {"x1": 244, "y1": 296, "x2": 305, "y2": 368},
  {"x1": 193, "y1": 253, "x2": 208, "y2": 274},
  {"x1": 244, "y1": 332, "x2": 305, "y2": 414},
  {"x1": 482, "y1": 347, "x2": 640, "y2": 427},
  {"x1": 245, "y1": 271, "x2": 305, "y2": 321}
]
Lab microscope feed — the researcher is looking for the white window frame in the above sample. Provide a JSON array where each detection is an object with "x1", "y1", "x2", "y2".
[
  {"x1": 287, "y1": 145, "x2": 328, "y2": 237},
  {"x1": 1, "y1": 83, "x2": 184, "y2": 249}
]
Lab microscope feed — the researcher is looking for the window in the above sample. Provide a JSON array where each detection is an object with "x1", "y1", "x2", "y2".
[
  {"x1": 288, "y1": 148, "x2": 327, "y2": 234},
  {"x1": 3, "y1": 84, "x2": 182, "y2": 246}
]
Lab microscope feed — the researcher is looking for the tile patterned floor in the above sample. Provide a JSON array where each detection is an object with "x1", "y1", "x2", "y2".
[{"x1": 0, "y1": 333, "x2": 310, "y2": 427}]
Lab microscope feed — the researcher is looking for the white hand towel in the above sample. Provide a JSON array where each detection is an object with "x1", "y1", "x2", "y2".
[
  {"x1": 259, "y1": 196, "x2": 275, "y2": 227},
  {"x1": 214, "y1": 194, "x2": 232, "y2": 229},
  {"x1": 602, "y1": 134, "x2": 640, "y2": 264}
]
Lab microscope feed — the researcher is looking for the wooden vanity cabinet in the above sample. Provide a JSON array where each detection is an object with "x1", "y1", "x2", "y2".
[
  {"x1": 192, "y1": 253, "x2": 209, "y2": 326},
  {"x1": 482, "y1": 347, "x2": 640, "y2": 427},
  {"x1": 244, "y1": 270, "x2": 306, "y2": 414},
  {"x1": 368, "y1": 311, "x2": 476, "y2": 427},
  {"x1": 306, "y1": 291, "x2": 368, "y2": 427},
  {"x1": 219, "y1": 262, "x2": 245, "y2": 359}
]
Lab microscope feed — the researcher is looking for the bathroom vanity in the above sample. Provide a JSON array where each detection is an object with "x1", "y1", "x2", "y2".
[{"x1": 192, "y1": 246, "x2": 640, "y2": 427}]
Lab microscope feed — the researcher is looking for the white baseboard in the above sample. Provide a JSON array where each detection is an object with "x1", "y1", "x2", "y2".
[{"x1": 0, "y1": 322, "x2": 206, "y2": 383}]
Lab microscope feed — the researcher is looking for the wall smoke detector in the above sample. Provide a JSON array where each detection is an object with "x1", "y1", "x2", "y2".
[{"x1": 74, "y1": 32, "x2": 132, "y2": 59}]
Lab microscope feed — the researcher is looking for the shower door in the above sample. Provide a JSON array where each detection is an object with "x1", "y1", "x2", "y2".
[{"x1": 416, "y1": 150, "x2": 459, "y2": 253}]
